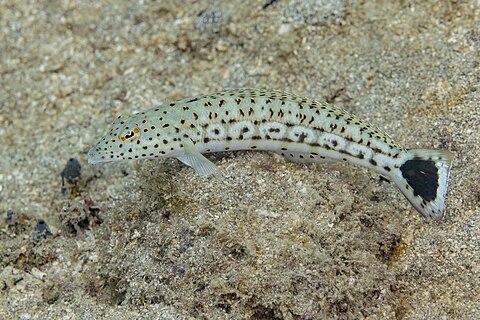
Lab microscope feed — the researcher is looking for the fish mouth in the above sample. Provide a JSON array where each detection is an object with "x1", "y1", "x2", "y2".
[{"x1": 87, "y1": 146, "x2": 105, "y2": 164}]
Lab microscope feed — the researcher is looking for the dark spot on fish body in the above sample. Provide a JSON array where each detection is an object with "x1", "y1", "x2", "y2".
[{"x1": 298, "y1": 133, "x2": 307, "y2": 143}]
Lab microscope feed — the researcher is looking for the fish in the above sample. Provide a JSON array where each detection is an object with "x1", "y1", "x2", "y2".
[{"x1": 88, "y1": 88, "x2": 454, "y2": 220}]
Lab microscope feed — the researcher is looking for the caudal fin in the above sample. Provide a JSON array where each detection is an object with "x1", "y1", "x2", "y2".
[{"x1": 393, "y1": 149, "x2": 454, "y2": 220}]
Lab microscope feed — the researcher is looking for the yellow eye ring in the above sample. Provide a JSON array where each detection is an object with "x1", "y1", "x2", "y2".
[{"x1": 119, "y1": 127, "x2": 140, "y2": 141}]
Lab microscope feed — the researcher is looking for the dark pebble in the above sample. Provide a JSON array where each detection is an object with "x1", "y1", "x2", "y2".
[
  {"x1": 61, "y1": 158, "x2": 82, "y2": 184},
  {"x1": 32, "y1": 219, "x2": 52, "y2": 243},
  {"x1": 61, "y1": 158, "x2": 82, "y2": 194},
  {"x1": 6, "y1": 208, "x2": 15, "y2": 225}
]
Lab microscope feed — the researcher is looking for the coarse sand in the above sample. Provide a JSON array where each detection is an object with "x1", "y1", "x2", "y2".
[{"x1": 1, "y1": 1, "x2": 479, "y2": 319}]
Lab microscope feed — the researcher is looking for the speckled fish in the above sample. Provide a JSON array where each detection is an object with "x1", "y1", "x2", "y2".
[{"x1": 88, "y1": 89, "x2": 454, "y2": 220}]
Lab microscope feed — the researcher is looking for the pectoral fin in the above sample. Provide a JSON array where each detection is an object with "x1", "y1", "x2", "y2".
[{"x1": 176, "y1": 142, "x2": 220, "y2": 176}]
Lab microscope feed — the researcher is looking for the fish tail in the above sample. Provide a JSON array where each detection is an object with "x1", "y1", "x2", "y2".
[{"x1": 392, "y1": 149, "x2": 454, "y2": 220}]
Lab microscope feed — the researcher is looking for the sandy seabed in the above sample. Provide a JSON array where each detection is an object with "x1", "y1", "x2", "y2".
[{"x1": 1, "y1": 1, "x2": 479, "y2": 319}]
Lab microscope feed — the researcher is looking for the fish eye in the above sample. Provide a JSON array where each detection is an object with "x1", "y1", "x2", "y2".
[{"x1": 119, "y1": 127, "x2": 140, "y2": 141}]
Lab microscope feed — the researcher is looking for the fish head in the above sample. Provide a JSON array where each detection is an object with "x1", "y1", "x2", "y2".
[{"x1": 88, "y1": 111, "x2": 177, "y2": 164}]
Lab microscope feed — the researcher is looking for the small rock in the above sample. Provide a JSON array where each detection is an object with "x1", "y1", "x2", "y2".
[
  {"x1": 60, "y1": 158, "x2": 82, "y2": 194},
  {"x1": 30, "y1": 267, "x2": 46, "y2": 281},
  {"x1": 278, "y1": 23, "x2": 291, "y2": 35},
  {"x1": 32, "y1": 219, "x2": 52, "y2": 243},
  {"x1": 6, "y1": 208, "x2": 15, "y2": 225},
  {"x1": 61, "y1": 158, "x2": 82, "y2": 184}
]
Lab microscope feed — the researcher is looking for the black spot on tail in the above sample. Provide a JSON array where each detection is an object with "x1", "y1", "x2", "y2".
[{"x1": 400, "y1": 159, "x2": 438, "y2": 202}]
